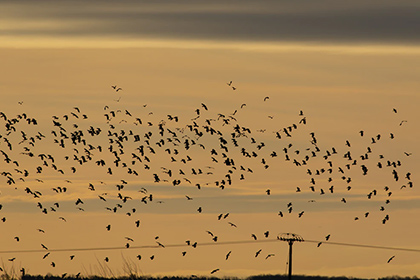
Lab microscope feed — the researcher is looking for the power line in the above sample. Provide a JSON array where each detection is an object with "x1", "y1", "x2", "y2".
[
  {"x1": 304, "y1": 239, "x2": 420, "y2": 253},
  {"x1": 0, "y1": 238, "x2": 419, "y2": 255},
  {"x1": 0, "y1": 240, "x2": 274, "y2": 254}
]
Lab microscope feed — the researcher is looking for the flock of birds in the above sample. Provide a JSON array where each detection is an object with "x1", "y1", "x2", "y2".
[{"x1": 0, "y1": 83, "x2": 414, "y2": 276}]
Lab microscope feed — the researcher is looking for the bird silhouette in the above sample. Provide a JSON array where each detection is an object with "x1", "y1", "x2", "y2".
[
  {"x1": 255, "y1": 249, "x2": 262, "y2": 257},
  {"x1": 210, "y1": 268, "x2": 219, "y2": 274},
  {"x1": 265, "y1": 254, "x2": 275, "y2": 259}
]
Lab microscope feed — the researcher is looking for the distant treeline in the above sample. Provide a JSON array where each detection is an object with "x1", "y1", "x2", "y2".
[{"x1": 21, "y1": 274, "x2": 419, "y2": 280}]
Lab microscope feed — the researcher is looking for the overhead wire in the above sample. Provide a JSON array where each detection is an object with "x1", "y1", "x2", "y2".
[
  {"x1": 304, "y1": 239, "x2": 420, "y2": 253},
  {"x1": 1, "y1": 237, "x2": 420, "y2": 254}
]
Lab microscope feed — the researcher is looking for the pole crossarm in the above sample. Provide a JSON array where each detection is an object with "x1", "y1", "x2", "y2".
[{"x1": 278, "y1": 232, "x2": 304, "y2": 243}]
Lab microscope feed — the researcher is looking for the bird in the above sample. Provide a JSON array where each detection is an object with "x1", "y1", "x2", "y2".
[
  {"x1": 387, "y1": 255, "x2": 395, "y2": 263},
  {"x1": 255, "y1": 249, "x2": 262, "y2": 257},
  {"x1": 265, "y1": 254, "x2": 275, "y2": 259},
  {"x1": 210, "y1": 269, "x2": 220, "y2": 274}
]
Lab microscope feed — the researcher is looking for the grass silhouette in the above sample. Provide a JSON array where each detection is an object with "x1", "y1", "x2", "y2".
[{"x1": 18, "y1": 274, "x2": 420, "y2": 280}]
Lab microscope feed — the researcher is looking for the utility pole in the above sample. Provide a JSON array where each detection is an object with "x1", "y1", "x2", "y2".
[{"x1": 278, "y1": 233, "x2": 304, "y2": 280}]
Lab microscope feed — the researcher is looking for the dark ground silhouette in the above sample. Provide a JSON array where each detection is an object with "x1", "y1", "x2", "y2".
[{"x1": 20, "y1": 274, "x2": 419, "y2": 280}]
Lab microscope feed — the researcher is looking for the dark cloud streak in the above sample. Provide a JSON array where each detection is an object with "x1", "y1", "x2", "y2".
[{"x1": 1, "y1": 0, "x2": 420, "y2": 44}]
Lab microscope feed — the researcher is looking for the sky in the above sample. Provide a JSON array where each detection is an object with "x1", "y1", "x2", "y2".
[{"x1": 0, "y1": 1, "x2": 419, "y2": 279}]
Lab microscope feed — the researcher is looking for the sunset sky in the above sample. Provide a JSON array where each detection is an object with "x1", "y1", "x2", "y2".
[{"x1": 0, "y1": 1, "x2": 419, "y2": 279}]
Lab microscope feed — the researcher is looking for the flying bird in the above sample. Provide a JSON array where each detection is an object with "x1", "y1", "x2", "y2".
[
  {"x1": 210, "y1": 269, "x2": 220, "y2": 274},
  {"x1": 265, "y1": 254, "x2": 275, "y2": 259},
  {"x1": 255, "y1": 249, "x2": 262, "y2": 257}
]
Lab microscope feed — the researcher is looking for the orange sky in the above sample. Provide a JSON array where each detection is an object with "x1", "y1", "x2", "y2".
[{"x1": 0, "y1": 1, "x2": 419, "y2": 278}]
